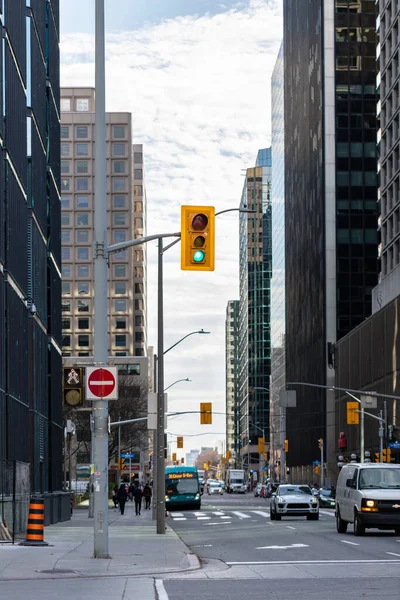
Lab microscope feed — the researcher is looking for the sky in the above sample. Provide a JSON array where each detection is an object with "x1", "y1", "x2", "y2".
[{"x1": 60, "y1": 0, "x2": 283, "y2": 459}]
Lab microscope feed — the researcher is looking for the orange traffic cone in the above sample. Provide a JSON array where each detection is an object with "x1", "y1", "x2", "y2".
[{"x1": 20, "y1": 498, "x2": 49, "y2": 546}]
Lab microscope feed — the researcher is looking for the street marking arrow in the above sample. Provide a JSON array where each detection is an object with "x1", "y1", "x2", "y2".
[{"x1": 256, "y1": 543, "x2": 309, "y2": 550}]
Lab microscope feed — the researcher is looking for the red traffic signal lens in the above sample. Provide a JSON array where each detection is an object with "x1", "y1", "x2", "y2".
[
  {"x1": 193, "y1": 235, "x2": 205, "y2": 248},
  {"x1": 192, "y1": 213, "x2": 208, "y2": 231}
]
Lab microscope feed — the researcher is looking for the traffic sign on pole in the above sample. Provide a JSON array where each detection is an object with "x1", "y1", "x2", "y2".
[{"x1": 86, "y1": 367, "x2": 118, "y2": 400}]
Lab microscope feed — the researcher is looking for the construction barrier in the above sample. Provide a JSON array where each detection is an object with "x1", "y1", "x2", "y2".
[{"x1": 19, "y1": 499, "x2": 48, "y2": 546}]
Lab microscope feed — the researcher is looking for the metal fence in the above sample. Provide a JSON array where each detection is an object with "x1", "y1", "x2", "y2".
[{"x1": 0, "y1": 460, "x2": 30, "y2": 543}]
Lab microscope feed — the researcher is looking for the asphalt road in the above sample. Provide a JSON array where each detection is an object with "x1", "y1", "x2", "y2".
[{"x1": 162, "y1": 492, "x2": 400, "y2": 600}]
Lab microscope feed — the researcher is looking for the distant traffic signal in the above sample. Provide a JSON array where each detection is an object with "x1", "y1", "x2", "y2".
[
  {"x1": 181, "y1": 206, "x2": 215, "y2": 271},
  {"x1": 177, "y1": 436, "x2": 183, "y2": 449},
  {"x1": 181, "y1": 457, "x2": 184, "y2": 464},
  {"x1": 118, "y1": 458, "x2": 125, "y2": 471},
  {"x1": 200, "y1": 402, "x2": 212, "y2": 424},
  {"x1": 284, "y1": 439, "x2": 289, "y2": 452},
  {"x1": 258, "y1": 438, "x2": 265, "y2": 453},
  {"x1": 63, "y1": 367, "x2": 83, "y2": 407},
  {"x1": 318, "y1": 438, "x2": 323, "y2": 450},
  {"x1": 226, "y1": 450, "x2": 231, "y2": 460},
  {"x1": 382, "y1": 448, "x2": 392, "y2": 463},
  {"x1": 172, "y1": 453, "x2": 177, "y2": 462},
  {"x1": 347, "y1": 402, "x2": 359, "y2": 424}
]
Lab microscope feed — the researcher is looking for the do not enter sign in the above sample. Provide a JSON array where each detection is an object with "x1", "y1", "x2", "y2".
[{"x1": 86, "y1": 367, "x2": 118, "y2": 400}]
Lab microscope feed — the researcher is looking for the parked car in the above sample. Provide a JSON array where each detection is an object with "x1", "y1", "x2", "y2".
[
  {"x1": 207, "y1": 482, "x2": 224, "y2": 495},
  {"x1": 265, "y1": 482, "x2": 278, "y2": 498},
  {"x1": 270, "y1": 484, "x2": 319, "y2": 520},
  {"x1": 318, "y1": 488, "x2": 335, "y2": 509}
]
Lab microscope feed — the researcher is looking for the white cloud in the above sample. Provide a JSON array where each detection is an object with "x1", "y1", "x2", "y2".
[{"x1": 61, "y1": 0, "x2": 283, "y2": 455}]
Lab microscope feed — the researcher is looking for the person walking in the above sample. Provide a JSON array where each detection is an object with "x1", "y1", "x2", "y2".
[
  {"x1": 129, "y1": 482, "x2": 135, "y2": 502},
  {"x1": 112, "y1": 484, "x2": 119, "y2": 509},
  {"x1": 117, "y1": 483, "x2": 128, "y2": 515},
  {"x1": 143, "y1": 483, "x2": 152, "y2": 510},
  {"x1": 133, "y1": 485, "x2": 143, "y2": 515}
]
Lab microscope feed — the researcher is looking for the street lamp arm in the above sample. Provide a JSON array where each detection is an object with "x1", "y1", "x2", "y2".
[
  {"x1": 215, "y1": 208, "x2": 256, "y2": 217},
  {"x1": 164, "y1": 378, "x2": 191, "y2": 392},
  {"x1": 108, "y1": 232, "x2": 181, "y2": 256},
  {"x1": 164, "y1": 329, "x2": 210, "y2": 355},
  {"x1": 287, "y1": 381, "x2": 400, "y2": 401}
]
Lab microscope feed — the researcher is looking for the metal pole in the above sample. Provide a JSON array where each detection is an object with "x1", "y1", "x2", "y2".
[
  {"x1": 118, "y1": 424, "x2": 121, "y2": 479},
  {"x1": 320, "y1": 441, "x2": 323, "y2": 488},
  {"x1": 152, "y1": 355, "x2": 157, "y2": 519},
  {"x1": 93, "y1": 0, "x2": 109, "y2": 558},
  {"x1": 68, "y1": 434, "x2": 72, "y2": 492},
  {"x1": 360, "y1": 406, "x2": 364, "y2": 463},
  {"x1": 279, "y1": 407, "x2": 285, "y2": 482},
  {"x1": 379, "y1": 410, "x2": 384, "y2": 462},
  {"x1": 156, "y1": 239, "x2": 166, "y2": 534},
  {"x1": 88, "y1": 414, "x2": 94, "y2": 518},
  {"x1": 63, "y1": 427, "x2": 67, "y2": 491}
]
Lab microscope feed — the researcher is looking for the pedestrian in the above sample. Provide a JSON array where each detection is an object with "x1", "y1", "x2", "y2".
[
  {"x1": 129, "y1": 482, "x2": 134, "y2": 502},
  {"x1": 117, "y1": 483, "x2": 128, "y2": 515},
  {"x1": 143, "y1": 483, "x2": 152, "y2": 509},
  {"x1": 112, "y1": 484, "x2": 119, "y2": 508},
  {"x1": 133, "y1": 484, "x2": 143, "y2": 515}
]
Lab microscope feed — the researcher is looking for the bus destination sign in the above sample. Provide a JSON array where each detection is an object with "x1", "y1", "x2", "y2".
[{"x1": 167, "y1": 472, "x2": 195, "y2": 479}]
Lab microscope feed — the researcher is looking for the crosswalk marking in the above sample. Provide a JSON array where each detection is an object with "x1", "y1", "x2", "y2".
[
  {"x1": 212, "y1": 511, "x2": 225, "y2": 516},
  {"x1": 194, "y1": 512, "x2": 206, "y2": 516},
  {"x1": 171, "y1": 513, "x2": 184, "y2": 517},
  {"x1": 197, "y1": 516, "x2": 211, "y2": 520},
  {"x1": 252, "y1": 511, "x2": 269, "y2": 518},
  {"x1": 220, "y1": 515, "x2": 232, "y2": 519},
  {"x1": 172, "y1": 517, "x2": 187, "y2": 521},
  {"x1": 232, "y1": 511, "x2": 251, "y2": 519}
]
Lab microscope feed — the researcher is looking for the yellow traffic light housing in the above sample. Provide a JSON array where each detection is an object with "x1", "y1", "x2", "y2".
[
  {"x1": 63, "y1": 367, "x2": 83, "y2": 407},
  {"x1": 181, "y1": 206, "x2": 215, "y2": 271},
  {"x1": 200, "y1": 402, "x2": 212, "y2": 424},
  {"x1": 318, "y1": 438, "x2": 323, "y2": 450},
  {"x1": 347, "y1": 402, "x2": 359, "y2": 425},
  {"x1": 258, "y1": 438, "x2": 265, "y2": 454},
  {"x1": 118, "y1": 458, "x2": 125, "y2": 471},
  {"x1": 177, "y1": 436, "x2": 183, "y2": 449},
  {"x1": 284, "y1": 439, "x2": 289, "y2": 452},
  {"x1": 226, "y1": 450, "x2": 231, "y2": 460}
]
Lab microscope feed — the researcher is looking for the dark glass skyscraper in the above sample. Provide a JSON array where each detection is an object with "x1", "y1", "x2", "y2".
[
  {"x1": 284, "y1": 0, "x2": 379, "y2": 475},
  {"x1": 0, "y1": 2, "x2": 62, "y2": 502}
]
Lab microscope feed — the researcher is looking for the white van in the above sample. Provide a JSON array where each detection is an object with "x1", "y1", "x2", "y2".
[{"x1": 335, "y1": 462, "x2": 400, "y2": 536}]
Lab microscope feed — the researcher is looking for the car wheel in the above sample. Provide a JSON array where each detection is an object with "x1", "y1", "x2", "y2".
[
  {"x1": 336, "y1": 508, "x2": 348, "y2": 533},
  {"x1": 270, "y1": 507, "x2": 275, "y2": 520},
  {"x1": 275, "y1": 513, "x2": 281, "y2": 521},
  {"x1": 354, "y1": 510, "x2": 365, "y2": 537}
]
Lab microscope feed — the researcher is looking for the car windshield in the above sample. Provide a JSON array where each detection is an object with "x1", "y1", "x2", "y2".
[
  {"x1": 320, "y1": 489, "x2": 335, "y2": 498},
  {"x1": 231, "y1": 479, "x2": 243, "y2": 484},
  {"x1": 166, "y1": 479, "x2": 199, "y2": 495},
  {"x1": 210, "y1": 483, "x2": 221, "y2": 487},
  {"x1": 359, "y1": 468, "x2": 400, "y2": 489},
  {"x1": 279, "y1": 485, "x2": 312, "y2": 495}
]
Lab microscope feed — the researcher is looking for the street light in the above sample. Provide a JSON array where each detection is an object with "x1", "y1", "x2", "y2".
[
  {"x1": 164, "y1": 378, "x2": 192, "y2": 392},
  {"x1": 164, "y1": 330, "x2": 210, "y2": 356}
]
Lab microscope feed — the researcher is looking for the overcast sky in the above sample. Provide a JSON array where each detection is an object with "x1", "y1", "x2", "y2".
[{"x1": 60, "y1": 0, "x2": 283, "y2": 458}]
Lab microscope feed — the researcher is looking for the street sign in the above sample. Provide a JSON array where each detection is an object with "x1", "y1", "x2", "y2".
[
  {"x1": 86, "y1": 367, "x2": 118, "y2": 400},
  {"x1": 120, "y1": 453, "x2": 136, "y2": 459},
  {"x1": 389, "y1": 441, "x2": 400, "y2": 449}
]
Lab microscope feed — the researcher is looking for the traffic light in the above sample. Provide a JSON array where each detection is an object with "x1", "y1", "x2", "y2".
[
  {"x1": 314, "y1": 466, "x2": 320, "y2": 475},
  {"x1": 181, "y1": 205, "x2": 215, "y2": 271},
  {"x1": 118, "y1": 458, "x2": 125, "y2": 471},
  {"x1": 375, "y1": 452, "x2": 380, "y2": 462},
  {"x1": 172, "y1": 453, "x2": 177, "y2": 462},
  {"x1": 347, "y1": 401, "x2": 359, "y2": 424},
  {"x1": 258, "y1": 438, "x2": 265, "y2": 454},
  {"x1": 382, "y1": 448, "x2": 392, "y2": 463},
  {"x1": 177, "y1": 436, "x2": 183, "y2": 449},
  {"x1": 181, "y1": 457, "x2": 184, "y2": 464},
  {"x1": 200, "y1": 402, "x2": 212, "y2": 424},
  {"x1": 284, "y1": 439, "x2": 289, "y2": 452},
  {"x1": 318, "y1": 438, "x2": 323, "y2": 450},
  {"x1": 63, "y1": 367, "x2": 83, "y2": 407}
]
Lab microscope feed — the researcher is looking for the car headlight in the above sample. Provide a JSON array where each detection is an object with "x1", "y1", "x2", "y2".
[
  {"x1": 311, "y1": 499, "x2": 318, "y2": 504},
  {"x1": 277, "y1": 497, "x2": 285, "y2": 503},
  {"x1": 195, "y1": 494, "x2": 200, "y2": 499},
  {"x1": 165, "y1": 495, "x2": 170, "y2": 501},
  {"x1": 366, "y1": 500, "x2": 376, "y2": 507}
]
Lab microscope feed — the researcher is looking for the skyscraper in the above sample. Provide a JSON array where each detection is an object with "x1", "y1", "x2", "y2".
[
  {"x1": 238, "y1": 149, "x2": 272, "y2": 475},
  {"x1": 0, "y1": 2, "x2": 63, "y2": 505},
  {"x1": 225, "y1": 300, "x2": 239, "y2": 463},
  {"x1": 60, "y1": 88, "x2": 147, "y2": 358},
  {"x1": 284, "y1": 0, "x2": 379, "y2": 473}
]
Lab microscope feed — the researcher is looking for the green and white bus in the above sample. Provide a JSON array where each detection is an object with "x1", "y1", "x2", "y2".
[{"x1": 165, "y1": 465, "x2": 201, "y2": 511}]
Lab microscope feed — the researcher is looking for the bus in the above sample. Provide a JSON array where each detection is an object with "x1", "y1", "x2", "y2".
[{"x1": 165, "y1": 465, "x2": 201, "y2": 511}]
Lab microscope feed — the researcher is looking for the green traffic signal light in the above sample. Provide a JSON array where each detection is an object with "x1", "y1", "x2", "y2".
[{"x1": 193, "y1": 250, "x2": 205, "y2": 262}]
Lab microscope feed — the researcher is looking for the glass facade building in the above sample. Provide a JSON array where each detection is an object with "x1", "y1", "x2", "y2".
[
  {"x1": 270, "y1": 42, "x2": 285, "y2": 469},
  {"x1": 284, "y1": 0, "x2": 379, "y2": 473},
  {"x1": 238, "y1": 149, "x2": 272, "y2": 473},
  {"x1": 225, "y1": 300, "x2": 240, "y2": 464}
]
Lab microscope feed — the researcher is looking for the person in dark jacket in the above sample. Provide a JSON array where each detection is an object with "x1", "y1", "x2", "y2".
[
  {"x1": 133, "y1": 485, "x2": 143, "y2": 515},
  {"x1": 117, "y1": 483, "x2": 128, "y2": 515},
  {"x1": 143, "y1": 483, "x2": 152, "y2": 509}
]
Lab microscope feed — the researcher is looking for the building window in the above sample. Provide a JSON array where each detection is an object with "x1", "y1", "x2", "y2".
[
  {"x1": 135, "y1": 266, "x2": 143, "y2": 278},
  {"x1": 134, "y1": 169, "x2": 143, "y2": 180},
  {"x1": 77, "y1": 265, "x2": 89, "y2": 278},
  {"x1": 134, "y1": 187, "x2": 143, "y2": 198},
  {"x1": 114, "y1": 250, "x2": 126, "y2": 260},
  {"x1": 134, "y1": 250, "x2": 143, "y2": 262},
  {"x1": 77, "y1": 282, "x2": 89, "y2": 295},
  {"x1": 62, "y1": 318, "x2": 71, "y2": 330},
  {"x1": 62, "y1": 335, "x2": 71, "y2": 346},
  {"x1": 115, "y1": 352, "x2": 127, "y2": 357},
  {"x1": 61, "y1": 301, "x2": 71, "y2": 313},
  {"x1": 76, "y1": 230, "x2": 89, "y2": 243},
  {"x1": 113, "y1": 178, "x2": 126, "y2": 192},
  {"x1": 77, "y1": 247, "x2": 89, "y2": 260},
  {"x1": 134, "y1": 217, "x2": 143, "y2": 229},
  {"x1": 112, "y1": 143, "x2": 126, "y2": 156},
  {"x1": 114, "y1": 265, "x2": 126, "y2": 277},
  {"x1": 62, "y1": 247, "x2": 71, "y2": 260},
  {"x1": 113, "y1": 195, "x2": 126, "y2": 208},
  {"x1": 135, "y1": 315, "x2": 143, "y2": 327},
  {"x1": 61, "y1": 144, "x2": 70, "y2": 157},
  {"x1": 76, "y1": 196, "x2": 89, "y2": 208},
  {"x1": 76, "y1": 143, "x2": 89, "y2": 156},
  {"x1": 76, "y1": 178, "x2": 89, "y2": 191},
  {"x1": 76, "y1": 160, "x2": 89, "y2": 174},
  {"x1": 115, "y1": 300, "x2": 127, "y2": 312},
  {"x1": 115, "y1": 334, "x2": 126, "y2": 347},
  {"x1": 78, "y1": 334, "x2": 90, "y2": 347},
  {"x1": 114, "y1": 230, "x2": 126, "y2": 243},
  {"x1": 76, "y1": 98, "x2": 89, "y2": 111},
  {"x1": 77, "y1": 213, "x2": 89, "y2": 226},
  {"x1": 78, "y1": 300, "x2": 89, "y2": 312},
  {"x1": 61, "y1": 161, "x2": 70, "y2": 174},
  {"x1": 61, "y1": 196, "x2": 71, "y2": 209},
  {"x1": 115, "y1": 318, "x2": 126, "y2": 329},
  {"x1": 78, "y1": 317, "x2": 90, "y2": 329},
  {"x1": 62, "y1": 265, "x2": 71, "y2": 278},
  {"x1": 78, "y1": 352, "x2": 90, "y2": 357},
  {"x1": 135, "y1": 283, "x2": 143, "y2": 294},
  {"x1": 113, "y1": 160, "x2": 126, "y2": 174},
  {"x1": 76, "y1": 125, "x2": 89, "y2": 139},
  {"x1": 114, "y1": 212, "x2": 126, "y2": 226},
  {"x1": 135, "y1": 298, "x2": 143, "y2": 310},
  {"x1": 61, "y1": 178, "x2": 70, "y2": 191},
  {"x1": 134, "y1": 152, "x2": 143, "y2": 164},
  {"x1": 115, "y1": 282, "x2": 127, "y2": 295},
  {"x1": 135, "y1": 332, "x2": 144, "y2": 343},
  {"x1": 113, "y1": 125, "x2": 125, "y2": 138},
  {"x1": 61, "y1": 98, "x2": 71, "y2": 111},
  {"x1": 62, "y1": 282, "x2": 71, "y2": 295}
]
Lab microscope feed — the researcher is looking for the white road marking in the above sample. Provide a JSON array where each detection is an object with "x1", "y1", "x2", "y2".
[
  {"x1": 256, "y1": 543, "x2": 309, "y2": 550},
  {"x1": 197, "y1": 516, "x2": 211, "y2": 520},
  {"x1": 191, "y1": 544, "x2": 213, "y2": 547},
  {"x1": 232, "y1": 511, "x2": 251, "y2": 519},
  {"x1": 156, "y1": 579, "x2": 169, "y2": 600},
  {"x1": 204, "y1": 521, "x2": 232, "y2": 525},
  {"x1": 252, "y1": 511, "x2": 269, "y2": 517},
  {"x1": 286, "y1": 526, "x2": 296, "y2": 530},
  {"x1": 220, "y1": 515, "x2": 232, "y2": 519},
  {"x1": 171, "y1": 512, "x2": 184, "y2": 517},
  {"x1": 386, "y1": 552, "x2": 400, "y2": 557},
  {"x1": 194, "y1": 512, "x2": 206, "y2": 516},
  {"x1": 319, "y1": 510, "x2": 336, "y2": 517},
  {"x1": 171, "y1": 517, "x2": 186, "y2": 521},
  {"x1": 212, "y1": 511, "x2": 225, "y2": 516},
  {"x1": 340, "y1": 540, "x2": 359, "y2": 546},
  {"x1": 226, "y1": 559, "x2": 400, "y2": 565}
]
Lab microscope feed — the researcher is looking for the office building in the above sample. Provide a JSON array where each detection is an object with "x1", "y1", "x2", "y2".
[
  {"x1": 185, "y1": 449, "x2": 200, "y2": 467},
  {"x1": 238, "y1": 149, "x2": 272, "y2": 474},
  {"x1": 372, "y1": 1, "x2": 400, "y2": 311},
  {"x1": 225, "y1": 300, "x2": 240, "y2": 463},
  {"x1": 0, "y1": 2, "x2": 65, "y2": 515},
  {"x1": 270, "y1": 42, "x2": 285, "y2": 471},
  {"x1": 60, "y1": 88, "x2": 147, "y2": 358},
  {"x1": 284, "y1": 0, "x2": 379, "y2": 474}
]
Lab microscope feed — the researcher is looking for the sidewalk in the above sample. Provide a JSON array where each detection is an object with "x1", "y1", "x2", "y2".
[{"x1": 0, "y1": 501, "x2": 200, "y2": 581}]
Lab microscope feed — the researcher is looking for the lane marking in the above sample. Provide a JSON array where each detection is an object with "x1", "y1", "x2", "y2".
[
  {"x1": 194, "y1": 512, "x2": 206, "y2": 517},
  {"x1": 287, "y1": 526, "x2": 296, "y2": 530},
  {"x1": 171, "y1": 517, "x2": 186, "y2": 521},
  {"x1": 155, "y1": 579, "x2": 169, "y2": 600},
  {"x1": 226, "y1": 559, "x2": 400, "y2": 565},
  {"x1": 256, "y1": 543, "x2": 309, "y2": 550},
  {"x1": 212, "y1": 511, "x2": 225, "y2": 516},
  {"x1": 387, "y1": 552, "x2": 400, "y2": 557},
  {"x1": 340, "y1": 540, "x2": 359, "y2": 546},
  {"x1": 205, "y1": 521, "x2": 232, "y2": 525},
  {"x1": 220, "y1": 516, "x2": 232, "y2": 519},
  {"x1": 232, "y1": 511, "x2": 252, "y2": 519},
  {"x1": 191, "y1": 544, "x2": 213, "y2": 548},
  {"x1": 197, "y1": 516, "x2": 211, "y2": 520},
  {"x1": 252, "y1": 511, "x2": 269, "y2": 517},
  {"x1": 171, "y1": 512, "x2": 184, "y2": 517}
]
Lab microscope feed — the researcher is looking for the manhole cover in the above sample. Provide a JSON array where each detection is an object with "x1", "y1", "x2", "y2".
[{"x1": 36, "y1": 569, "x2": 76, "y2": 575}]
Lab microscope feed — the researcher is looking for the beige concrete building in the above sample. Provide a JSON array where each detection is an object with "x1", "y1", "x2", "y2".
[{"x1": 60, "y1": 88, "x2": 147, "y2": 357}]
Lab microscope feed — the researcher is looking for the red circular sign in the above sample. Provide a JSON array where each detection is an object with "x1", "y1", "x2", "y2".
[{"x1": 88, "y1": 368, "x2": 116, "y2": 398}]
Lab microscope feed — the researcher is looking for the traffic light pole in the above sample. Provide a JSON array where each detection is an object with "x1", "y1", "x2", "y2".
[{"x1": 156, "y1": 238, "x2": 166, "y2": 534}]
